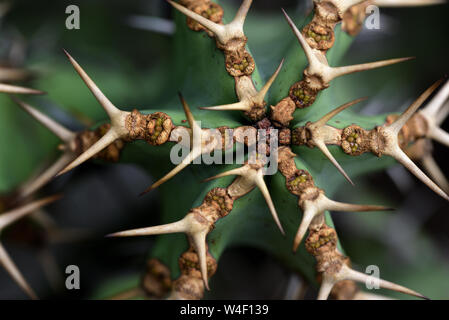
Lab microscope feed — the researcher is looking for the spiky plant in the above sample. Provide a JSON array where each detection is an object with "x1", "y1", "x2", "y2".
[{"x1": 1, "y1": 0, "x2": 449, "y2": 300}]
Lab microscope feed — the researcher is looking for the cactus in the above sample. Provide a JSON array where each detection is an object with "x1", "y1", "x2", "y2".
[{"x1": 1, "y1": 0, "x2": 449, "y2": 300}]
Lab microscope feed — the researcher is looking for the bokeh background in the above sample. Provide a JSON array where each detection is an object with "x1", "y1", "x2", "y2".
[{"x1": 0, "y1": 0, "x2": 448, "y2": 299}]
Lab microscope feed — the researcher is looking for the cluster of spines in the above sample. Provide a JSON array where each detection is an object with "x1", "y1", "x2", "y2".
[
  {"x1": 164, "y1": 0, "x2": 448, "y2": 300},
  {"x1": 274, "y1": 4, "x2": 412, "y2": 116},
  {"x1": 291, "y1": 79, "x2": 449, "y2": 200},
  {"x1": 0, "y1": 195, "x2": 61, "y2": 299},
  {"x1": 108, "y1": 154, "x2": 285, "y2": 298},
  {"x1": 277, "y1": 146, "x2": 426, "y2": 299},
  {"x1": 1, "y1": 0, "x2": 448, "y2": 300},
  {"x1": 170, "y1": 0, "x2": 286, "y2": 121}
]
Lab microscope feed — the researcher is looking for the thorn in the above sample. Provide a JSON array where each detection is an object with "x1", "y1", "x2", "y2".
[
  {"x1": 315, "y1": 140, "x2": 354, "y2": 185},
  {"x1": 9, "y1": 96, "x2": 76, "y2": 142},
  {"x1": 141, "y1": 95, "x2": 220, "y2": 194},
  {"x1": 37, "y1": 248, "x2": 64, "y2": 291},
  {"x1": 421, "y1": 79, "x2": 449, "y2": 120},
  {"x1": 202, "y1": 167, "x2": 248, "y2": 182},
  {"x1": 199, "y1": 100, "x2": 250, "y2": 112},
  {"x1": 428, "y1": 126, "x2": 449, "y2": 148},
  {"x1": 205, "y1": 164, "x2": 284, "y2": 234},
  {"x1": 317, "y1": 275, "x2": 335, "y2": 300},
  {"x1": 190, "y1": 231, "x2": 209, "y2": 290},
  {"x1": 17, "y1": 153, "x2": 76, "y2": 200},
  {"x1": 107, "y1": 217, "x2": 190, "y2": 237},
  {"x1": 168, "y1": 0, "x2": 252, "y2": 46},
  {"x1": 0, "y1": 67, "x2": 30, "y2": 82},
  {"x1": 178, "y1": 92, "x2": 200, "y2": 132},
  {"x1": 389, "y1": 145, "x2": 449, "y2": 201},
  {"x1": 107, "y1": 212, "x2": 211, "y2": 289},
  {"x1": 293, "y1": 207, "x2": 315, "y2": 252},
  {"x1": 256, "y1": 59, "x2": 284, "y2": 101},
  {"x1": 339, "y1": 264, "x2": 427, "y2": 299},
  {"x1": 139, "y1": 160, "x2": 190, "y2": 195},
  {"x1": 57, "y1": 50, "x2": 131, "y2": 175},
  {"x1": 199, "y1": 59, "x2": 284, "y2": 112},
  {"x1": 381, "y1": 81, "x2": 449, "y2": 200},
  {"x1": 0, "y1": 242, "x2": 38, "y2": 299},
  {"x1": 318, "y1": 263, "x2": 427, "y2": 300},
  {"x1": 0, "y1": 195, "x2": 62, "y2": 231},
  {"x1": 314, "y1": 98, "x2": 367, "y2": 128},
  {"x1": 419, "y1": 79, "x2": 449, "y2": 145},
  {"x1": 327, "y1": 57, "x2": 414, "y2": 83},
  {"x1": 63, "y1": 49, "x2": 122, "y2": 120},
  {"x1": 282, "y1": 8, "x2": 320, "y2": 69},
  {"x1": 57, "y1": 129, "x2": 120, "y2": 176},
  {"x1": 388, "y1": 79, "x2": 443, "y2": 134},
  {"x1": 0, "y1": 83, "x2": 45, "y2": 95},
  {"x1": 232, "y1": 0, "x2": 253, "y2": 27},
  {"x1": 323, "y1": 197, "x2": 393, "y2": 212},
  {"x1": 254, "y1": 171, "x2": 285, "y2": 235},
  {"x1": 0, "y1": 195, "x2": 61, "y2": 299},
  {"x1": 308, "y1": 98, "x2": 366, "y2": 184},
  {"x1": 436, "y1": 100, "x2": 449, "y2": 126},
  {"x1": 293, "y1": 192, "x2": 391, "y2": 251},
  {"x1": 352, "y1": 291, "x2": 394, "y2": 300},
  {"x1": 167, "y1": 1, "x2": 224, "y2": 37},
  {"x1": 283, "y1": 8, "x2": 412, "y2": 88},
  {"x1": 421, "y1": 154, "x2": 449, "y2": 193},
  {"x1": 328, "y1": 0, "x2": 367, "y2": 15},
  {"x1": 140, "y1": 132, "x2": 203, "y2": 195}
]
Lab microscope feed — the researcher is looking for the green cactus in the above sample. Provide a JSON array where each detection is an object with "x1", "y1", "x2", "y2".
[{"x1": 1, "y1": 0, "x2": 449, "y2": 300}]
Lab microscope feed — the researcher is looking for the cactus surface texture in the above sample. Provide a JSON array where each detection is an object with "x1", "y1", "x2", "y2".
[{"x1": 0, "y1": 0, "x2": 449, "y2": 300}]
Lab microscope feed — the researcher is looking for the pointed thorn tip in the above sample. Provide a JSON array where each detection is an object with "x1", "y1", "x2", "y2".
[{"x1": 292, "y1": 243, "x2": 299, "y2": 253}]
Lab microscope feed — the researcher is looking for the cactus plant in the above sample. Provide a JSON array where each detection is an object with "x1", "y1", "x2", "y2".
[{"x1": 1, "y1": 0, "x2": 449, "y2": 300}]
